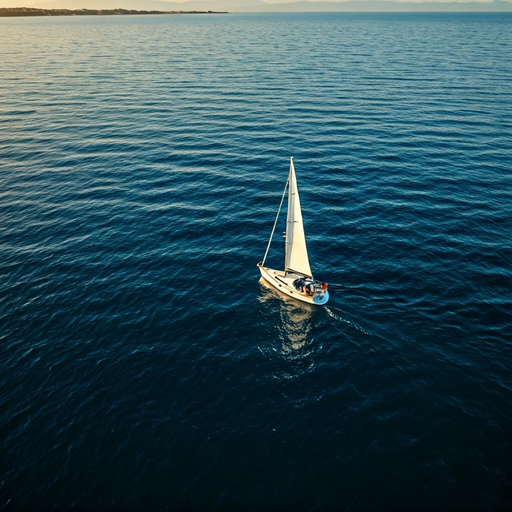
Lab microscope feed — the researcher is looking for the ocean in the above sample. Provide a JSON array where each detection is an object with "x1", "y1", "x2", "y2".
[{"x1": 1, "y1": 12, "x2": 511, "y2": 510}]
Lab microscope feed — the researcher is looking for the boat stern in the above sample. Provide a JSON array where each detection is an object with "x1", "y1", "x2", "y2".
[{"x1": 313, "y1": 289, "x2": 329, "y2": 305}]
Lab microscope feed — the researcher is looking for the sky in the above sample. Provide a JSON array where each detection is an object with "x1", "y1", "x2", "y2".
[{"x1": 1, "y1": 0, "x2": 511, "y2": 5}]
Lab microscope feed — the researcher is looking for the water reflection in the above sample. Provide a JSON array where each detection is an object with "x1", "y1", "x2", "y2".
[{"x1": 259, "y1": 278, "x2": 317, "y2": 373}]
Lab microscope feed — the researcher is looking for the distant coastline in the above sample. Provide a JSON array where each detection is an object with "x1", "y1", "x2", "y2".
[
  {"x1": 0, "y1": 8, "x2": 227, "y2": 17},
  {"x1": 2, "y1": 2, "x2": 510, "y2": 15}
]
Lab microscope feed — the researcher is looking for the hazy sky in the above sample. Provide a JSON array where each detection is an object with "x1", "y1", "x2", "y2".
[{"x1": 1, "y1": 0, "x2": 511, "y2": 11}]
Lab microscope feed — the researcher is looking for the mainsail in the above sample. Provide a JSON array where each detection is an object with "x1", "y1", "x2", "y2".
[{"x1": 285, "y1": 158, "x2": 312, "y2": 277}]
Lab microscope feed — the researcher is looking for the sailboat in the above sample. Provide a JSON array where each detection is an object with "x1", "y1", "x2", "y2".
[{"x1": 257, "y1": 157, "x2": 329, "y2": 306}]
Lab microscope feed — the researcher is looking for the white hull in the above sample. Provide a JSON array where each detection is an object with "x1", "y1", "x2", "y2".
[{"x1": 258, "y1": 265, "x2": 329, "y2": 306}]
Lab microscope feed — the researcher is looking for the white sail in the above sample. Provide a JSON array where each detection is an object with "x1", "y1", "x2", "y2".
[{"x1": 285, "y1": 158, "x2": 312, "y2": 277}]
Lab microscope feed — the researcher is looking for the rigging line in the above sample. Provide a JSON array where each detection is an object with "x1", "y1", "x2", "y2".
[{"x1": 261, "y1": 177, "x2": 289, "y2": 267}]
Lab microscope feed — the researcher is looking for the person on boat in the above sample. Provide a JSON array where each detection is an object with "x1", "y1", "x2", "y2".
[
  {"x1": 293, "y1": 277, "x2": 311, "y2": 295},
  {"x1": 293, "y1": 277, "x2": 306, "y2": 293}
]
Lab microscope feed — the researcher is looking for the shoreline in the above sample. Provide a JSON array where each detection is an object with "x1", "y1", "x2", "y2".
[{"x1": 0, "y1": 8, "x2": 228, "y2": 17}]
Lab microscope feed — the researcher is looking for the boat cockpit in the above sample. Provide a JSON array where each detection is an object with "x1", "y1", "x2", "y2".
[{"x1": 293, "y1": 277, "x2": 328, "y2": 297}]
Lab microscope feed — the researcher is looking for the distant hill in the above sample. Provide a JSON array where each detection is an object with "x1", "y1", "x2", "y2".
[
  {"x1": 0, "y1": 7, "x2": 226, "y2": 15},
  {"x1": 31, "y1": 0, "x2": 512, "y2": 12},
  {"x1": 257, "y1": 1, "x2": 512, "y2": 11},
  {"x1": 256, "y1": 0, "x2": 512, "y2": 11}
]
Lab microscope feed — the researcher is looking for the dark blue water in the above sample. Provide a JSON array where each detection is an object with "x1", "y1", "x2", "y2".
[{"x1": 1, "y1": 12, "x2": 511, "y2": 510}]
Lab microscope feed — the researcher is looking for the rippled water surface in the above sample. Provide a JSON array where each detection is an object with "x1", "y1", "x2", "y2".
[{"x1": 1, "y1": 12, "x2": 511, "y2": 510}]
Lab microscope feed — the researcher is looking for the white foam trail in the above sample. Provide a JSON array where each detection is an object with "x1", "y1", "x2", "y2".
[{"x1": 325, "y1": 306, "x2": 371, "y2": 336}]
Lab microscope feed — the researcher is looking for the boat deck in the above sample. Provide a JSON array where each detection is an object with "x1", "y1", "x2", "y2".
[{"x1": 258, "y1": 265, "x2": 329, "y2": 305}]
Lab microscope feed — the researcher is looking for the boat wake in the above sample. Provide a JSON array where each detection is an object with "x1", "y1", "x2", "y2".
[
  {"x1": 324, "y1": 305, "x2": 372, "y2": 336},
  {"x1": 325, "y1": 282, "x2": 384, "y2": 300}
]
